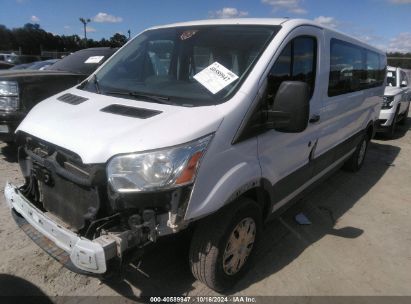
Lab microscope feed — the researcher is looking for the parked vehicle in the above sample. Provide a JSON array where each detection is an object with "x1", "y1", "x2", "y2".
[
  {"x1": 377, "y1": 66, "x2": 411, "y2": 137},
  {"x1": 0, "y1": 53, "x2": 17, "y2": 62},
  {"x1": 0, "y1": 48, "x2": 117, "y2": 143},
  {"x1": 0, "y1": 53, "x2": 17, "y2": 70},
  {"x1": 4, "y1": 19, "x2": 386, "y2": 291},
  {"x1": 9, "y1": 59, "x2": 60, "y2": 71},
  {"x1": 0, "y1": 54, "x2": 41, "y2": 70},
  {"x1": 8, "y1": 62, "x2": 33, "y2": 70}
]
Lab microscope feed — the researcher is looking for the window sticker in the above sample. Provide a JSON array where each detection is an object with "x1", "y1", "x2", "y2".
[
  {"x1": 84, "y1": 56, "x2": 105, "y2": 64},
  {"x1": 387, "y1": 72, "x2": 393, "y2": 77},
  {"x1": 180, "y1": 30, "x2": 198, "y2": 40},
  {"x1": 194, "y1": 62, "x2": 239, "y2": 94}
]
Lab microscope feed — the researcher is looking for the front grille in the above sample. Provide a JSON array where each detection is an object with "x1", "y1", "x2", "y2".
[
  {"x1": 19, "y1": 134, "x2": 107, "y2": 231},
  {"x1": 40, "y1": 172, "x2": 100, "y2": 231}
]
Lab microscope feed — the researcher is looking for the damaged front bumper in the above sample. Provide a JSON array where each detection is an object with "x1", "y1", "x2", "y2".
[{"x1": 4, "y1": 182, "x2": 116, "y2": 274}]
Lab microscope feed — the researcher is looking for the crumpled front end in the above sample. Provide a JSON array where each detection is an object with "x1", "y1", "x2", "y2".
[{"x1": 5, "y1": 133, "x2": 192, "y2": 274}]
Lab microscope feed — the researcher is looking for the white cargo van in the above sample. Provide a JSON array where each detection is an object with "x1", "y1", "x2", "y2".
[
  {"x1": 4, "y1": 19, "x2": 386, "y2": 291},
  {"x1": 378, "y1": 66, "x2": 410, "y2": 137}
]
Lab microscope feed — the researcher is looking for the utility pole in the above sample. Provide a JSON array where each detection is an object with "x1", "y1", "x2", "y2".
[
  {"x1": 127, "y1": 29, "x2": 131, "y2": 40},
  {"x1": 79, "y1": 17, "x2": 91, "y2": 47}
]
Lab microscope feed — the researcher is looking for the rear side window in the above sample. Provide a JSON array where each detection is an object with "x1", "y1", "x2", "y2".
[
  {"x1": 400, "y1": 71, "x2": 408, "y2": 85},
  {"x1": 268, "y1": 36, "x2": 317, "y2": 99},
  {"x1": 328, "y1": 38, "x2": 385, "y2": 96}
]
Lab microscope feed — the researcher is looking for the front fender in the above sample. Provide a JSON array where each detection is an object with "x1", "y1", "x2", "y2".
[{"x1": 184, "y1": 138, "x2": 261, "y2": 221}]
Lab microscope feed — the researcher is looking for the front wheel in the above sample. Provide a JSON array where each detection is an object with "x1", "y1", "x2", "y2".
[
  {"x1": 189, "y1": 198, "x2": 262, "y2": 292},
  {"x1": 343, "y1": 133, "x2": 369, "y2": 172}
]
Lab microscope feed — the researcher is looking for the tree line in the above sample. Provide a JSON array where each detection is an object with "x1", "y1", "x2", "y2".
[
  {"x1": 1, "y1": 23, "x2": 411, "y2": 69},
  {"x1": 387, "y1": 53, "x2": 411, "y2": 69},
  {"x1": 0, "y1": 23, "x2": 128, "y2": 55}
]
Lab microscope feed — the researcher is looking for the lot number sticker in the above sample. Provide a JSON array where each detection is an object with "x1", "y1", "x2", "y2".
[
  {"x1": 84, "y1": 56, "x2": 105, "y2": 64},
  {"x1": 194, "y1": 62, "x2": 239, "y2": 94}
]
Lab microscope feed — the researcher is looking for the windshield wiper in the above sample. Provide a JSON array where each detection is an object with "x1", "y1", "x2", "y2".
[{"x1": 104, "y1": 90, "x2": 174, "y2": 105}]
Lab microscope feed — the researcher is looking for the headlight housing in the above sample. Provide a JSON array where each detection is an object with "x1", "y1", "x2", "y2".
[
  {"x1": 107, "y1": 135, "x2": 213, "y2": 193},
  {"x1": 382, "y1": 96, "x2": 394, "y2": 109},
  {"x1": 0, "y1": 81, "x2": 19, "y2": 111}
]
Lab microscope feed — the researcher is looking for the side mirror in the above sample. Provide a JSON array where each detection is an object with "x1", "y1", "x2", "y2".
[
  {"x1": 265, "y1": 81, "x2": 310, "y2": 133},
  {"x1": 401, "y1": 80, "x2": 408, "y2": 87}
]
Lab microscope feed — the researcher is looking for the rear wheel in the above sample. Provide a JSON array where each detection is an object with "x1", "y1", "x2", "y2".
[
  {"x1": 398, "y1": 103, "x2": 410, "y2": 126},
  {"x1": 343, "y1": 133, "x2": 369, "y2": 172},
  {"x1": 189, "y1": 198, "x2": 262, "y2": 292},
  {"x1": 387, "y1": 107, "x2": 400, "y2": 138}
]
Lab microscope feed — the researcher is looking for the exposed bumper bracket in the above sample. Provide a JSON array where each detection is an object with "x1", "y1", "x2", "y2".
[{"x1": 4, "y1": 182, "x2": 116, "y2": 274}]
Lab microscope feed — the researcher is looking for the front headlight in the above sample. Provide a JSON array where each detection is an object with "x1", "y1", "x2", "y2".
[
  {"x1": 382, "y1": 96, "x2": 394, "y2": 109},
  {"x1": 107, "y1": 135, "x2": 213, "y2": 193},
  {"x1": 0, "y1": 81, "x2": 19, "y2": 111}
]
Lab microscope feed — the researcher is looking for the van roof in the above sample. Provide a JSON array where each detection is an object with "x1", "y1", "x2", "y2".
[
  {"x1": 149, "y1": 18, "x2": 290, "y2": 29},
  {"x1": 149, "y1": 18, "x2": 385, "y2": 55}
]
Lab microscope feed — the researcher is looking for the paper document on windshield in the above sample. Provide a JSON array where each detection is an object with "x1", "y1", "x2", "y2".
[
  {"x1": 194, "y1": 62, "x2": 239, "y2": 94},
  {"x1": 84, "y1": 56, "x2": 105, "y2": 64}
]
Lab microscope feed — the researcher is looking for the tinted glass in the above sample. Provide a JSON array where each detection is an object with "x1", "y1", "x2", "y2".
[
  {"x1": 329, "y1": 39, "x2": 365, "y2": 96},
  {"x1": 49, "y1": 48, "x2": 115, "y2": 75},
  {"x1": 329, "y1": 39, "x2": 385, "y2": 96},
  {"x1": 400, "y1": 71, "x2": 408, "y2": 85},
  {"x1": 82, "y1": 25, "x2": 280, "y2": 107},
  {"x1": 268, "y1": 36, "x2": 317, "y2": 100},
  {"x1": 386, "y1": 70, "x2": 397, "y2": 86},
  {"x1": 365, "y1": 51, "x2": 379, "y2": 87}
]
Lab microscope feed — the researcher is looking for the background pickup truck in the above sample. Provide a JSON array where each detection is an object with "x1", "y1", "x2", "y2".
[{"x1": 0, "y1": 47, "x2": 117, "y2": 143}]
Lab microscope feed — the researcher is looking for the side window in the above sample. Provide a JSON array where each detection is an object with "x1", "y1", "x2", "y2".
[
  {"x1": 378, "y1": 54, "x2": 387, "y2": 85},
  {"x1": 400, "y1": 71, "x2": 408, "y2": 86},
  {"x1": 328, "y1": 39, "x2": 366, "y2": 96},
  {"x1": 328, "y1": 39, "x2": 385, "y2": 96},
  {"x1": 387, "y1": 70, "x2": 397, "y2": 87},
  {"x1": 365, "y1": 51, "x2": 383, "y2": 88},
  {"x1": 268, "y1": 36, "x2": 317, "y2": 101}
]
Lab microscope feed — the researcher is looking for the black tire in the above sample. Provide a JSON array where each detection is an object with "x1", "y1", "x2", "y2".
[
  {"x1": 387, "y1": 107, "x2": 400, "y2": 138},
  {"x1": 189, "y1": 197, "x2": 262, "y2": 292},
  {"x1": 398, "y1": 103, "x2": 409, "y2": 126},
  {"x1": 343, "y1": 133, "x2": 369, "y2": 172}
]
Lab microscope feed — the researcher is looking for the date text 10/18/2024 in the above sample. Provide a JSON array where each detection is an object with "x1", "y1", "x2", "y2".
[{"x1": 149, "y1": 297, "x2": 257, "y2": 303}]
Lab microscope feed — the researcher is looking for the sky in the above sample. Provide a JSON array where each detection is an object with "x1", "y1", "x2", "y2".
[{"x1": 1, "y1": 0, "x2": 411, "y2": 53}]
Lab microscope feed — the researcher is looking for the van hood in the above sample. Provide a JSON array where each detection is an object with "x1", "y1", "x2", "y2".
[
  {"x1": 17, "y1": 89, "x2": 224, "y2": 164},
  {"x1": 384, "y1": 86, "x2": 402, "y2": 97}
]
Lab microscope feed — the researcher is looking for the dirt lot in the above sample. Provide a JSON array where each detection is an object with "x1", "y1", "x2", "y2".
[{"x1": 0, "y1": 116, "x2": 411, "y2": 301}]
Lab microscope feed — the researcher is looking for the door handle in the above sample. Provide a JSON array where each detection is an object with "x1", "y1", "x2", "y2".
[{"x1": 309, "y1": 114, "x2": 320, "y2": 123}]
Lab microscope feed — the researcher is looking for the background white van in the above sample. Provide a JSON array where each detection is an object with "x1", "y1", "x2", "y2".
[{"x1": 378, "y1": 66, "x2": 411, "y2": 137}]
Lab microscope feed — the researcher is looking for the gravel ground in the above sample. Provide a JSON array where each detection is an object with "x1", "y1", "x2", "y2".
[{"x1": 0, "y1": 115, "x2": 410, "y2": 302}]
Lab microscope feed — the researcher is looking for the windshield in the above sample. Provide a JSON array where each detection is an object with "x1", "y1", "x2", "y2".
[
  {"x1": 386, "y1": 70, "x2": 397, "y2": 87},
  {"x1": 81, "y1": 25, "x2": 280, "y2": 107},
  {"x1": 49, "y1": 48, "x2": 115, "y2": 75}
]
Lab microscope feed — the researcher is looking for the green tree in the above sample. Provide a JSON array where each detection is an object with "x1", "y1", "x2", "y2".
[{"x1": 109, "y1": 33, "x2": 127, "y2": 47}]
